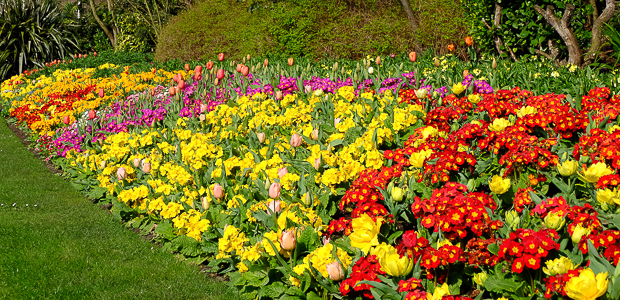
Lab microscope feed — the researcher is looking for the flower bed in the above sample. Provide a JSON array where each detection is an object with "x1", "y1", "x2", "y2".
[{"x1": 2, "y1": 54, "x2": 620, "y2": 300}]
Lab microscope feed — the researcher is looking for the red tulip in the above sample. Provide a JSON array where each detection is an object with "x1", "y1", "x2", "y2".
[
  {"x1": 79, "y1": 54, "x2": 82, "y2": 58},
  {"x1": 88, "y1": 110, "x2": 96, "y2": 120},
  {"x1": 218, "y1": 52, "x2": 225, "y2": 61},
  {"x1": 98, "y1": 88, "x2": 104, "y2": 98},
  {"x1": 194, "y1": 65, "x2": 203, "y2": 79},
  {"x1": 93, "y1": 51, "x2": 98, "y2": 57},
  {"x1": 173, "y1": 74, "x2": 179, "y2": 82},
  {"x1": 184, "y1": 63, "x2": 190, "y2": 72},
  {"x1": 448, "y1": 44, "x2": 455, "y2": 52},
  {"x1": 216, "y1": 69, "x2": 225, "y2": 80},
  {"x1": 62, "y1": 115, "x2": 70, "y2": 124},
  {"x1": 206, "y1": 61, "x2": 214, "y2": 70},
  {"x1": 409, "y1": 51, "x2": 417, "y2": 62}
]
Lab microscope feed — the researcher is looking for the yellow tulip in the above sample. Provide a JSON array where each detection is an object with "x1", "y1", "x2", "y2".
[
  {"x1": 349, "y1": 214, "x2": 382, "y2": 254},
  {"x1": 516, "y1": 106, "x2": 537, "y2": 118},
  {"x1": 489, "y1": 175, "x2": 511, "y2": 194},
  {"x1": 544, "y1": 211, "x2": 566, "y2": 230},
  {"x1": 571, "y1": 224, "x2": 592, "y2": 244},
  {"x1": 376, "y1": 244, "x2": 413, "y2": 277},
  {"x1": 427, "y1": 283, "x2": 450, "y2": 300},
  {"x1": 543, "y1": 257, "x2": 574, "y2": 276},
  {"x1": 558, "y1": 160, "x2": 579, "y2": 176},
  {"x1": 468, "y1": 94, "x2": 481, "y2": 104},
  {"x1": 452, "y1": 82, "x2": 466, "y2": 95},
  {"x1": 391, "y1": 186, "x2": 404, "y2": 202},
  {"x1": 409, "y1": 149, "x2": 433, "y2": 168},
  {"x1": 473, "y1": 272, "x2": 488, "y2": 286},
  {"x1": 489, "y1": 118, "x2": 512, "y2": 132},
  {"x1": 564, "y1": 268, "x2": 608, "y2": 300},
  {"x1": 579, "y1": 162, "x2": 614, "y2": 183},
  {"x1": 596, "y1": 188, "x2": 619, "y2": 205}
]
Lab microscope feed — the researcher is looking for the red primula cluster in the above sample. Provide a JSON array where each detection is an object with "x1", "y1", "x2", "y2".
[
  {"x1": 583, "y1": 230, "x2": 620, "y2": 265},
  {"x1": 498, "y1": 228, "x2": 560, "y2": 273},
  {"x1": 574, "y1": 128, "x2": 620, "y2": 169},
  {"x1": 597, "y1": 174, "x2": 620, "y2": 189},
  {"x1": 339, "y1": 166, "x2": 402, "y2": 220},
  {"x1": 340, "y1": 255, "x2": 385, "y2": 299},
  {"x1": 419, "y1": 244, "x2": 464, "y2": 270},
  {"x1": 513, "y1": 187, "x2": 534, "y2": 212},
  {"x1": 396, "y1": 231, "x2": 430, "y2": 263},
  {"x1": 411, "y1": 182, "x2": 502, "y2": 238},
  {"x1": 464, "y1": 237, "x2": 501, "y2": 267}
]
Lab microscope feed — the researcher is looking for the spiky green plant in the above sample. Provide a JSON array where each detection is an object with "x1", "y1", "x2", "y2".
[{"x1": 0, "y1": 0, "x2": 79, "y2": 81}]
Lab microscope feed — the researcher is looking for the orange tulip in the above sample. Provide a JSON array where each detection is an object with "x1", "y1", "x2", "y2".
[
  {"x1": 408, "y1": 51, "x2": 417, "y2": 62},
  {"x1": 287, "y1": 57, "x2": 294, "y2": 66},
  {"x1": 465, "y1": 36, "x2": 473, "y2": 46},
  {"x1": 448, "y1": 44, "x2": 455, "y2": 52},
  {"x1": 184, "y1": 63, "x2": 190, "y2": 72}
]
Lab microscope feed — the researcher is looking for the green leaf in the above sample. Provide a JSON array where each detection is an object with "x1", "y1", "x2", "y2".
[
  {"x1": 487, "y1": 243, "x2": 500, "y2": 255},
  {"x1": 484, "y1": 276, "x2": 523, "y2": 293}
]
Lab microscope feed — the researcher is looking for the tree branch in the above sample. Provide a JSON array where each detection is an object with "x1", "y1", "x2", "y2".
[
  {"x1": 88, "y1": 0, "x2": 116, "y2": 48},
  {"x1": 585, "y1": 0, "x2": 616, "y2": 63},
  {"x1": 399, "y1": 0, "x2": 424, "y2": 53},
  {"x1": 534, "y1": 4, "x2": 582, "y2": 65}
]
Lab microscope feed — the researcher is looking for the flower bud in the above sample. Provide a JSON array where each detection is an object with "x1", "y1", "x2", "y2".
[
  {"x1": 275, "y1": 91, "x2": 283, "y2": 100},
  {"x1": 279, "y1": 230, "x2": 296, "y2": 251},
  {"x1": 218, "y1": 52, "x2": 225, "y2": 61},
  {"x1": 264, "y1": 58, "x2": 269, "y2": 67},
  {"x1": 116, "y1": 167, "x2": 127, "y2": 181},
  {"x1": 311, "y1": 129, "x2": 319, "y2": 140},
  {"x1": 544, "y1": 211, "x2": 566, "y2": 230},
  {"x1": 184, "y1": 63, "x2": 190, "y2": 72},
  {"x1": 571, "y1": 224, "x2": 592, "y2": 244},
  {"x1": 492, "y1": 58, "x2": 497, "y2": 69},
  {"x1": 375, "y1": 56, "x2": 381, "y2": 65},
  {"x1": 100, "y1": 160, "x2": 106, "y2": 169},
  {"x1": 133, "y1": 158, "x2": 141, "y2": 168},
  {"x1": 314, "y1": 158, "x2": 321, "y2": 171},
  {"x1": 434, "y1": 57, "x2": 439, "y2": 67},
  {"x1": 269, "y1": 183, "x2": 281, "y2": 199},
  {"x1": 473, "y1": 272, "x2": 488, "y2": 286},
  {"x1": 141, "y1": 161, "x2": 151, "y2": 173},
  {"x1": 278, "y1": 167, "x2": 288, "y2": 179},
  {"x1": 326, "y1": 261, "x2": 344, "y2": 281},
  {"x1": 213, "y1": 183, "x2": 224, "y2": 199},
  {"x1": 287, "y1": 57, "x2": 294, "y2": 66},
  {"x1": 392, "y1": 186, "x2": 404, "y2": 202},
  {"x1": 408, "y1": 51, "x2": 416, "y2": 62},
  {"x1": 201, "y1": 196, "x2": 210, "y2": 210},
  {"x1": 304, "y1": 193, "x2": 312, "y2": 206},
  {"x1": 254, "y1": 132, "x2": 265, "y2": 144},
  {"x1": 415, "y1": 88, "x2": 428, "y2": 99}
]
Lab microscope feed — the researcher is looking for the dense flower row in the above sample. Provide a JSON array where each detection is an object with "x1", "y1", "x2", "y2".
[{"x1": 2, "y1": 56, "x2": 620, "y2": 300}]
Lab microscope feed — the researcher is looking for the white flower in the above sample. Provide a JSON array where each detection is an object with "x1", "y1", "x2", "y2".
[
  {"x1": 551, "y1": 71, "x2": 560, "y2": 78},
  {"x1": 368, "y1": 67, "x2": 374, "y2": 74}
]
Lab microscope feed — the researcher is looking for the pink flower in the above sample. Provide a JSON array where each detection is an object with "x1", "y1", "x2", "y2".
[
  {"x1": 290, "y1": 133, "x2": 302, "y2": 147},
  {"x1": 275, "y1": 91, "x2": 283, "y2": 100},
  {"x1": 266, "y1": 199, "x2": 281, "y2": 214},
  {"x1": 213, "y1": 183, "x2": 224, "y2": 199},
  {"x1": 334, "y1": 118, "x2": 341, "y2": 127},
  {"x1": 116, "y1": 167, "x2": 127, "y2": 180},
  {"x1": 141, "y1": 160, "x2": 151, "y2": 173},
  {"x1": 268, "y1": 183, "x2": 281, "y2": 199},
  {"x1": 279, "y1": 230, "x2": 296, "y2": 251},
  {"x1": 98, "y1": 88, "x2": 105, "y2": 98},
  {"x1": 326, "y1": 261, "x2": 344, "y2": 281},
  {"x1": 311, "y1": 129, "x2": 319, "y2": 141},
  {"x1": 133, "y1": 158, "x2": 141, "y2": 168},
  {"x1": 314, "y1": 158, "x2": 321, "y2": 171},
  {"x1": 278, "y1": 167, "x2": 288, "y2": 179},
  {"x1": 88, "y1": 110, "x2": 96, "y2": 120},
  {"x1": 257, "y1": 132, "x2": 266, "y2": 143}
]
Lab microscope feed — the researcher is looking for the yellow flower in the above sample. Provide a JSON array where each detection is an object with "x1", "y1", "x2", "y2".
[
  {"x1": 427, "y1": 283, "x2": 450, "y2": 300},
  {"x1": 473, "y1": 272, "x2": 488, "y2": 286},
  {"x1": 409, "y1": 149, "x2": 433, "y2": 168},
  {"x1": 543, "y1": 257, "x2": 575, "y2": 276},
  {"x1": 579, "y1": 162, "x2": 614, "y2": 183},
  {"x1": 571, "y1": 224, "x2": 592, "y2": 244},
  {"x1": 564, "y1": 268, "x2": 608, "y2": 300},
  {"x1": 391, "y1": 186, "x2": 404, "y2": 202},
  {"x1": 489, "y1": 118, "x2": 511, "y2": 132},
  {"x1": 516, "y1": 106, "x2": 537, "y2": 118},
  {"x1": 452, "y1": 82, "x2": 466, "y2": 95},
  {"x1": 544, "y1": 211, "x2": 566, "y2": 230},
  {"x1": 377, "y1": 244, "x2": 413, "y2": 277},
  {"x1": 596, "y1": 188, "x2": 619, "y2": 205},
  {"x1": 558, "y1": 160, "x2": 579, "y2": 176},
  {"x1": 468, "y1": 94, "x2": 481, "y2": 104},
  {"x1": 349, "y1": 214, "x2": 382, "y2": 254},
  {"x1": 489, "y1": 175, "x2": 511, "y2": 194}
]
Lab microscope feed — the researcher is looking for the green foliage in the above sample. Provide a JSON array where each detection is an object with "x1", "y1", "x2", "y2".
[
  {"x1": 461, "y1": 0, "x2": 612, "y2": 60},
  {"x1": 412, "y1": 0, "x2": 469, "y2": 56},
  {"x1": 155, "y1": 0, "x2": 416, "y2": 61},
  {"x1": 0, "y1": 0, "x2": 79, "y2": 81}
]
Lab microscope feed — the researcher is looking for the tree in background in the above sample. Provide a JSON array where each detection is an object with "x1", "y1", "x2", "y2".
[{"x1": 0, "y1": 0, "x2": 79, "y2": 81}]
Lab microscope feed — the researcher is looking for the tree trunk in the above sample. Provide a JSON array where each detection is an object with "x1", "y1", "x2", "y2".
[
  {"x1": 88, "y1": 0, "x2": 116, "y2": 48},
  {"x1": 534, "y1": 4, "x2": 582, "y2": 66},
  {"x1": 399, "y1": 0, "x2": 423, "y2": 53},
  {"x1": 481, "y1": 3, "x2": 517, "y2": 61},
  {"x1": 584, "y1": 0, "x2": 616, "y2": 63}
]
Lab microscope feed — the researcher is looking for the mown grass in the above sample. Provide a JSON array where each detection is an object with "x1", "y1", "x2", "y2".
[{"x1": 0, "y1": 118, "x2": 236, "y2": 300}]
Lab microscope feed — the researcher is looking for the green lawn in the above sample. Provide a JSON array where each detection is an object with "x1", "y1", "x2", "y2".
[{"x1": 0, "y1": 118, "x2": 236, "y2": 299}]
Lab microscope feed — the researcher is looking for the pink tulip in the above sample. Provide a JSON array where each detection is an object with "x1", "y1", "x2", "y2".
[
  {"x1": 169, "y1": 87, "x2": 176, "y2": 96},
  {"x1": 268, "y1": 183, "x2": 281, "y2": 199},
  {"x1": 216, "y1": 69, "x2": 225, "y2": 80},
  {"x1": 266, "y1": 199, "x2": 281, "y2": 214},
  {"x1": 213, "y1": 184, "x2": 224, "y2": 199},
  {"x1": 290, "y1": 133, "x2": 302, "y2": 147},
  {"x1": 236, "y1": 64, "x2": 243, "y2": 73},
  {"x1": 278, "y1": 167, "x2": 288, "y2": 179},
  {"x1": 206, "y1": 61, "x2": 214, "y2": 70},
  {"x1": 194, "y1": 65, "x2": 203, "y2": 78},
  {"x1": 275, "y1": 91, "x2": 283, "y2": 100},
  {"x1": 257, "y1": 132, "x2": 266, "y2": 143},
  {"x1": 133, "y1": 158, "x2": 141, "y2": 168},
  {"x1": 116, "y1": 167, "x2": 127, "y2": 180},
  {"x1": 199, "y1": 114, "x2": 206, "y2": 122},
  {"x1": 200, "y1": 103, "x2": 208, "y2": 113},
  {"x1": 241, "y1": 66, "x2": 249, "y2": 77},
  {"x1": 88, "y1": 110, "x2": 96, "y2": 120},
  {"x1": 311, "y1": 129, "x2": 319, "y2": 140},
  {"x1": 304, "y1": 85, "x2": 312, "y2": 93},
  {"x1": 326, "y1": 261, "x2": 344, "y2": 281},
  {"x1": 98, "y1": 88, "x2": 104, "y2": 98},
  {"x1": 279, "y1": 230, "x2": 296, "y2": 251},
  {"x1": 62, "y1": 115, "x2": 70, "y2": 125},
  {"x1": 141, "y1": 160, "x2": 151, "y2": 173}
]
